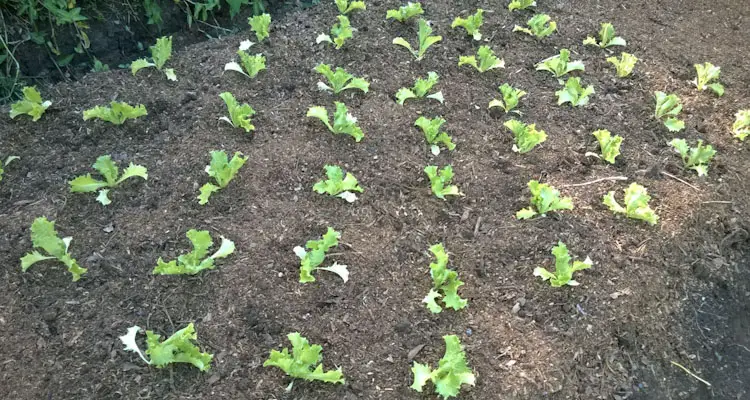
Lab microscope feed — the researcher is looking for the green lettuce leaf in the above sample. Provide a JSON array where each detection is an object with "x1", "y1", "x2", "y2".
[
  {"x1": 144, "y1": 323, "x2": 213, "y2": 371},
  {"x1": 392, "y1": 18, "x2": 441, "y2": 60},
  {"x1": 410, "y1": 335, "x2": 475, "y2": 398},
  {"x1": 451, "y1": 9, "x2": 483, "y2": 40},
  {"x1": 603, "y1": 183, "x2": 659, "y2": 225},
  {"x1": 264, "y1": 332, "x2": 345, "y2": 385},
  {"x1": 515, "y1": 180, "x2": 573, "y2": 219},
  {"x1": 513, "y1": 14, "x2": 556, "y2": 39},
  {"x1": 313, "y1": 165, "x2": 363, "y2": 202},
  {"x1": 9, "y1": 86, "x2": 52, "y2": 121},
  {"x1": 20, "y1": 217, "x2": 87, "y2": 281},
  {"x1": 152, "y1": 229, "x2": 235, "y2": 275},
  {"x1": 533, "y1": 241, "x2": 592, "y2": 287},
  {"x1": 503, "y1": 119, "x2": 547, "y2": 153},
  {"x1": 83, "y1": 101, "x2": 147, "y2": 125},
  {"x1": 295, "y1": 227, "x2": 341, "y2": 283},
  {"x1": 248, "y1": 13, "x2": 271, "y2": 41},
  {"x1": 219, "y1": 92, "x2": 256, "y2": 133},
  {"x1": 424, "y1": 165, "x2": 462, "y2": 200},
  {"x1": 386, "y1": 2, "x2": 424, "y2": 22},
  {"x1": 592, "y1": 129, "x2": 622, "y2": 164}
]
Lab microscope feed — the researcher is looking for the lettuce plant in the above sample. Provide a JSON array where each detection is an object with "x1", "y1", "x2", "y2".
[
  {"x1": 488, "y1": 83, "x2": 526, "y2": 113},
  {"x1": 0, "y1": 155, "x2": 19, "y2": 183},
  {"x1": 583, "y1": 23, "x2": 626, "y2": 48},
  {"x1": 669, "y1": 138, "x2": 716, "y2": 176},
  {"x1": 516, "y1": 180, "x2": 573, "y2": 219},
  {"x1": 152, "y1": 229, "x2": 235, "y2": 275},
  {"x1": 536, "y1": 49, "x2": 584, "y2": 78},
  {"x1": 458, "y1": 45, "x2": 504, "y2": 73},
  {"x1": 83, "y1": 101, "x2": 147, "y2": 125},
  {"x1": 119, "y1": 323, "x2": 213, "y2": 371},
  {"x1": 69, "y1": 155, "x2": 148, "y2": 206},
  {"x1": 534, "y1": 242, "x2": 592, "y2": 287},
  {"x1": 607, "y1": 52, "x2": 638, "y2": 78},
  {"x1": 451, "y1": 9, "x2": 483, "y2": 41},
  {"x1": 10, "y1": 86, "x2": 51, "y2": 121},
  {"x1": 422, "y1": 244, "x2": 467, "y2": 313},
  {"x1": 219, "y1": 92, "x2": 256, "y2": 133},
  {"x1": 386, "y1": 2, "x2": 423, "y2": 22},
  {"x1": 264, "y1": 332, "x2": 345, "y2": 387},
  {"x1": 592, "y1": 129, "x2": 622, "y2": 164},
  {"x1": 393, "y1": 19, "x2": 442, "y2": 60},
  {"x1": 131, "y1": 36, "x2": 176, "y2": 81},
  {"x1": 556, "y1": 77, "x2": 595, "y2": 107},
  {"x1": 21, "y1": 217, "x2": 87, "y2": 281},
  {"x1": 313, "y1": 165, "x2": 363, "y2": 203},
  {"x1": 336, "y1": 0, "x2": 365, "y2": 14},
  {"x1": 317, "y1": 15, "x2": 352, "y2": 49},
  {"x1": 693, "y1": 62, "x2": 724, "y2": 96},
  {"x1": 224, "y1": 41, "x2": 266, "y2": 78},
  {"x1": 503, "y1": 119, "x2": 547, "y2": 153},
  {"x1": 198, "y1": 151, "x2": 248, "y2": 205},
  {"x1": 306, "y1": 102, "x2": 364, "y2": 142},
  {"x1": 293, "y1": 227, "x2": 348, "y2": 283},
  {"x1": 249, "y1": 13, "x2": 271, "y2": 41},
  {"x1": 654, "y1": 91, "x2": 685, "y2": 132},
  {"x1": 314, "y1": 64, "x2": 369, "y2": 94},
  {"x1": 732, "y1": 109, "x2": 750, "y2": 141},
  {"x1": 396, "y1": 71, "x2": 444, "y2": 105},
  {"x1": 603, "y1": 183, "x2": 659, "y2": 225},
  {"x1": 415, "y1": 116, "x2": 455, "y2": 155},
  {"x1": 411, "y1": 335, "x2": 475, "y2": 398},
  {"x1": 424, "y1": 165, "x2": 462, "y2": 200},
  {"x1": 513, "y1": 14, "x2": 556, "y2": 39},
  {"x1": 508, "y1": 0, "x2": 536, "y2": 11}
]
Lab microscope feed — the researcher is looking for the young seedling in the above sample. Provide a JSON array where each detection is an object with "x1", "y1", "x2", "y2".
[
  {"x1": 556, "y1": 77, "x2": 595, "y2": 107},
  {"x1": 732, "y1": 109, "x2": 750, "y2": 141},
  {"x1": 592, "y1": 129, "x2": 622, "y2": 164},
  {"x1": 411, "y1": 335, "x2": 475, "y2": 398},
  {"x1": 583, "y1": 23, "x2": 626, "y2": 48},
  {"x1": 669, "y1": 138, "x2": 716, "y2": 176},
  {"x1": 21, "y1": 217, "x2": 87, "y2": 281},
  {"x1": 119, "y1": 323, "x2": 213, "y2": 371},
  {"x1": 198, "y1": 151, "x2": 248, "y2": 205},
  {"x1": 503, "y1": 119, "x2": 547, "y2": 153},
  {"x1": 488, "y1": 83, "x2": 527, "y2": 113},
  {"x1": 314, "y1": 64, "x2": 369, "y2": 94},
  {"x1": 83, "y1": 102, "x2": 147, "y2": 125},
  {"x1": 393, "y1": 18, "x2": 442, "y2": 61},
  {"x1": 9, "y1": 86, "x2": 51, "y2": 121},
  {"x1": 424, "y1": 165, "x2": 462, "y2": 200},
  {"x1": 386, "y1": 2, "x2": 423, "y2": 22},
  {"x1": 533, "y1": 242, "x2": 592, "y2": 287},
  {"x1": 131, "y1": 36, "x2": 177, "y2": 81},
  {"x1": 313, "y1": 165, "x2": 363, "y2": 203},
  {"x1": 69, "y1": 155, "x2": 147, "y2": 206},
  {"x1": 508, "y1": 0, "x2": 536, "y2": 11},
  {"x1": 0, "y1": 155, "x2": 19, "y2": 183},
  {"x1": 335, "y1": 0, "x2": 365, "y2": 15},
  {"x1": 152, "y1": 229, "x2": 235, "y2": 275},
  {"x1": 415, "y1": 116, "x2": 455, "y2": 155},
  {"x1": 395, "y1": 71, "x2": 444, "y2": 105},
  {"x1": 263, "y1": 332, "x2": 345, "y2": 388},
  {"x1": 422, "y1": 244, "x2": 467, "y2": 313},
  {"x1": 249, "y1": 13, "x2": 271, "y2": 41},
  {"x1": 693, "y1": 62, "x2": 724, "y2": 96},
  {"x1": 606, "y1": 52, "x2": 638, "y2": 78},
  {"x1": 513, "y1": 14, "x2": 556, "y2": 39},
  {"x1": 219, "y1": 92, "x2": 256, "y2": 133},
  {"x1": 536, "y1": 49, "x2": 585, "y2": 78},
  {"x1": 317, "y1": 15, "x2": 353, "y2": 49},
  {"x1": 654, "y1": 91, "x2": 685, "y2": 132},
  {"x1": 603, "y1": 183, "x2": 659, "y2": 225},
  {"x1": 451, "y1": 9, "x2": 483, "y2": 41},
  {"x1": 306, "y1": 102, "x2": 364, "y2": 142},
  {"x1": 224, "y1": 41, "x2": 266, "y2": 79},
  {"x1": 458, "y1": 45, "x2": 504, "y2": 73},
  {"x1": 293, "y1": 227, "x2": 349, "y2": 283},
  {"x1": 516, "y1": 180, "x2": 573, "y2": 219}
]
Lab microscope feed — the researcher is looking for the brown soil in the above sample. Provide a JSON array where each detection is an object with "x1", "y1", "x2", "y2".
[{"x1": 1, "y1": 0, "x2": 749, "y2": 399}]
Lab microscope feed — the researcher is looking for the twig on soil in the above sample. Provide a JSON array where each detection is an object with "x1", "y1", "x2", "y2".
[
  {"x1": 473, "y1": 216, "x2": 482, "y2": 238},
  {"x1": 561, "y1": 176, "x2": 628, "y2": 187},
  {"x1": 660, "y1": 171, "x2": 700, "y2": 192},
  {"x1": 702, "y1": 201, "x2": 732, "y2": 204},
  {"x1": 670, "y1": 361, "x2": 711, "y2": 387}
]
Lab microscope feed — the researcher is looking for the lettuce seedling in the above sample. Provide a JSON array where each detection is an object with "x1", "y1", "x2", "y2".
[
  {"x1": 603, "y1": 183, "x2": 659, "y2": 225},
  {"x1": 415, "y1": 116, "x2": 455, "y2": 155},
  {"x1": 583, "y1": 22, "x2": 626, "y2": 48},
  {"x1": 654, "y1": 91, "x2": 685, "y2": 132},
  {"x1": 424, "y1": 165, "x2": 462, "y2": 200},
  {"x1": 386, "y1": 2, "x2": 423, "y2": 22},
  {"x1": 516, "y1": 180, "x2": 573, "y2": 219},
  {"x1": 83, "y1": 101, "x2": 147, "y2": 125},
  {"x1": 69, "y1": 155, "x2": 148, "y2": 206},
  {"x1": 732, "y1": 109, "x2": 750, "y2": 141},
  {"x1": 513, "y1": 14, "x2": 556, "y2": 39},
  {"x1": 592, "y1": 129, "x2": 622, "y2": 164},
  {"x1": 606, "y1": 52, "x2": 638, "y2": 78},
  {"x1": 249, "y1": 13, "x2": 271, "y2": 42},
  {"x1": 508, "y1": 0, "x2": 536, "y2": 11},
  {"x1": 669, "y1": 138, "x2": 716, "y2": 176},
  {"x1": 0, "y1": 155, "x2": 19, "y2": 183},
  {"x1": 313, "y1": 165, "x2": 363, "y2": 203},
  {"x1": 693, "y1": 62, "x2": 724, "y2": 96},
  {"x1": 536, "y1": 49, "x2": 585, "y2": 78},
  {"x1": 488, "y1": 83, "x2": 526, "y2": 113},
  {"x1": 198, "y1": 151, "x2": 248, "y2": 205},
  {"x1": 314, "y1": 64, "x2": 369, "y2": 94},
  {"x1": 393, "y1": 18, "x2": 442, "y2": 61},
  {"x1": 225, "y1": 41, "x2": 266, "y2": 79},
  {"x1": 422, "y1": 244, "x2": 467, "y2": 313},
  {"x1": 395, "y1": 71, "x2": 444, "y2": 105},
  {"x1": 131, "y1": 36, "x2": 176, "y2": 81},
  {"x1": 9, "y1": 86, "x2": 51, "y2": 121},
  {"x1": 534, "y1": 242, "x2": 592, "y2": 287},
  {"x1": 21, "y1": 217, "x2": 87, "y2": 281},
  {"x1": 556, "y1": 77, "x2": 595, "y2": 107},
  {"x1": 458, "y1": 45, "x2": 504, "y2": 73},
  {"x1": 293, "y1": 227, "x2": 349, "y2": 283},
  {"x1": 219, "y1": 92, "x2": 256, "y2": 133},
  {"x1": 503, "y1": 119, "x2": 547, "y2": 153},
  {"x1": 411, "y1": 335, "x2": 475, "y2": 398},
  {"x1": 152, "y1": 229, "x2": 235, "y2": 275},
  {"x1": 317, "y1": 15, "x2": 353, "y2": 49},
  {"x1": 451, "y1": 9, "x2": 483, "y2": 41},
  {"x1": 336, "y1": 0, "x2": 365, "y2": 15},
  {"x1": 264, "y1": 332, "x2": 345, "y2": 387},
  {"x1": 306, "y1": 102, "x2": 364, "y2": 142},
  {"x1": 119, "y1": 323, "x2": 213, "y2": 371}
]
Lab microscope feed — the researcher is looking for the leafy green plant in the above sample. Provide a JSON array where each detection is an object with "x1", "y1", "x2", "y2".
[
  {"x1": 249, "y1": 13, "x2": 271, "y2": 41},
  {"x1": 313, "y1": 165, "x2": 363, "y2": 203},
  {"x1": 458, "y1": 45, "x2": 504, "y2": 73},
  {"x1": 263, "y1": 332, "x2": 345, "y2": 387},
  {"x1": 10, "y1": 86, "x2": 51, "y2": 121},
  {"x1": 314, "y1": 64, "x2": 369, "y2": 94},
  {"x1": 415, "y1": 116, "x2": 455, "y2": 155},
  {"x1": 488, "y1": 83, "x2": 526, "y2": 113},
  {"x1": 503, "y1": 119, "x2": 547, "y2": 153},
  {"x1": 119, "y1": 323, "x2": 213, "y2": 371},
  {"x1": 513, "y1": 14, "x2": 557, "y2": 39},
  {"x1": 69, "y1": 155, "x2": 148, "y2": 206},
  {"x1": 219, "y1": 92, "x2": 256, "y2": 133},
  {"x1": 224, "y1": 41, "x2": 266, "y2": 78},
  {"x1": 693, "y1": 62, "x2": 724, "y2": 96},
  {"x1": 556, "y1": 77, "x2": 595, "y2": 107},
  {"x1": 386, "y1": 2, "x2": 424, "y2": 22},
  {"x1": 411, "y1": 335, "x2": 475, "y2": 399},
  {"x1": 592, "y1": 129, "x2": 622, "y2": 164},
  {"x1": 508, "y1": 0, "x2": 536, "y2": 11},
  {"x1": 293, "y1": 227, "x2": 349, "y2": 283},
  {"x1": 654, "y1": 91, "x2": 685, "y2": 132},
  {"x1": 152, "y1": 229, "x2": 235, "y2": 275},
  {"x1": 393, "y1": 19, "x2": 442, "y2": 60},
  {"x1": 306, "y1": 102, "x2": 364, "y2": 142},
  {"x1": 335, "y1": 0, "x2": 365, "y2": 14},
  {"x1": 83, "y1": 102, "x2": 147, "y2": 125},
  {"x1": 451, "y1": 9, "x2": 483, "y2": 40},
  {"x1": 603, "y1": 183, "x2": 659, "y2": 225},
  {"x1": 422, "y1": 244, "x2": 467, "y2": 313},
  {"x1": 131, "y1": 36, "x2": 176, "y2": 81},
  {"x1": 669, "y1": 138, "x2": 716, "y2": 176},
  {"x1": 424, "y1": 165, "x2": 462, "y2": 200},
  {"x1": 198, "y1": 151, "x2": 248, "y2": 205},
  {"x1": 317, "y1": 15, "x2": 353, "y2": 49},
  {"x1": 583, "y1": 23, "x2": 626, "y2": 48},
  {"x1": 516, "y1": 180, "x2": 573, "y2": 219},
  {"x1": 606, "y1": 52, "x2": 638, "y2": 78},
  {"x1": 533, "y1": 242, "x2": 592, "y2": 287},
  {"x1": 0, "y1": 156, "x2": 20, "y2": 183},
  {"x1": 536, "y1": 49, "x2": 585, "y2": 78},
  {"x1": 395, "y1": 71, "x2": 444, "y2": 105},
  {"x1": 732, "y1": 109, "x2": 750, "y2": 141},
  {"x1": 21, "y1": 217, "x2": 87, "y2": 281}
]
